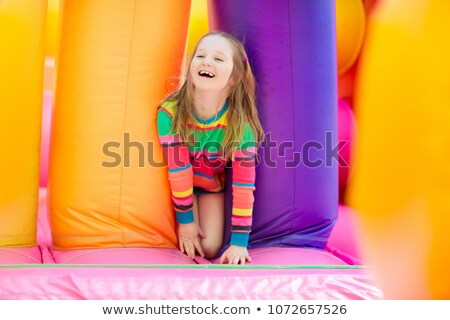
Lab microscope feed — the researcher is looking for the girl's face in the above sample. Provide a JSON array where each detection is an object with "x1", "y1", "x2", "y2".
[{"x1": 190, "y1": 35, "x2": 235, "y2": 95}]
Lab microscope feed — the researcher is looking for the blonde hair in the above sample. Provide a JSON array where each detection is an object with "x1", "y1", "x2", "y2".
[{"x1": 162, "y1": 31, "x2": 264, "y2": 160}]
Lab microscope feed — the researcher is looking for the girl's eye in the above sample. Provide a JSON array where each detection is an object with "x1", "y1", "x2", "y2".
[
  {"x1": 215, "y1": 58, "x2": 223, "y2": 62},
  {"x1": 196, "y1": 55, "x2": 205, "y2": 58}
]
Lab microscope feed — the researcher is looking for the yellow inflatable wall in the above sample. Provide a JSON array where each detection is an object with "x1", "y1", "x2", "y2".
[
  {"x1": 349, "y1": 0, "x2": 450, "y2": 298},
  {"x1": 45, "y1": 0, "x2": 60, "y2": 58},
  {"x1": 0, "y1": 0, "x2": 47, "y2": 246},
  {"x1": 49, "y1": 0, "x2": 191, "y2": 249},
  {"x1": 187, "y1": 0, "x2": 209, "y2": 55},
  {"x1": 336, "y1": 0, "x2": 366, "y2": 76}
]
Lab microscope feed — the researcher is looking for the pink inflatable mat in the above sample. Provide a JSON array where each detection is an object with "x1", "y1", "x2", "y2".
[
  {"x1": 0, "y1": 188, "x2": 382, "y2": 299},
  {"x1": 0, "y1": 246, "x2": 382, "y2": 299},
  {"x1": 0, "y1": 247, "x2": 42, "y2": 264},
  {"x1": 0, "y1": 264, "x2": 381, "y2": 299}
]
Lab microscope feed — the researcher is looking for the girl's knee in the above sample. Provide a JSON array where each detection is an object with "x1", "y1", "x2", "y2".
[{"x1": 201, "y1": 240, "x2": 222, "y2": 259}]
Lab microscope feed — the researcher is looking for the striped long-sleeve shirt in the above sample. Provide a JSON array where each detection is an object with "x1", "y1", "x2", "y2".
[{"x1": 157, "y1": 100, "x2": 256, "y2": 247}]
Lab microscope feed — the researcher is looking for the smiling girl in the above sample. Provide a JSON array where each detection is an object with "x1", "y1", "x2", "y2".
[{"x1": 157, "y1": 32, "x2": 264, "y2": 264}]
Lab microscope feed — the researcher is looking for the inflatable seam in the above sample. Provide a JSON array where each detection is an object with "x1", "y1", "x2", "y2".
[{"x1": 117, "y1": 0, "x2": 138, "y2": 245}]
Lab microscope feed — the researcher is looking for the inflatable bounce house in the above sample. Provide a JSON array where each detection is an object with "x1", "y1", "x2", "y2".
[{"x1": 1, "y1": 0, "x2": 449, "y2": 300}]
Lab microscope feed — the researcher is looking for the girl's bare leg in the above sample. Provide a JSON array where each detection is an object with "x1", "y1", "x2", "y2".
[{"x1": 197, "y1": 193, "x2": 225, "y2": 259}]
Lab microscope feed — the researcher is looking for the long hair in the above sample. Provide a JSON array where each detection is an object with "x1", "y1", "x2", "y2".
[{"x1": 162, "y1": 31, "x2": 264, "y2": 160}]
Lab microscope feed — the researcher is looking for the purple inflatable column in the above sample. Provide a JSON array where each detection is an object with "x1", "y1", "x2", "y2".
[{"x1": 209, "y1": 0, "x2": 338, "y2": 249}]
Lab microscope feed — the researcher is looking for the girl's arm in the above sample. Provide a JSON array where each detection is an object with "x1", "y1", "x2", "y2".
[
  {"x1": 219, "y1": 125, "x2": 256, "y2": 264},
  {"x1": 158, "y1": 106, "x2": 205, "y2": 258},
  {"x1": 230, "y1": 152, "x2": 256, "y2": 247},
  {"x1": 230, "y1": 125, "x2": 257, "y2": 247},
  {"x1": 157, "y1": 107, "x2": 194, "y2": 224}
]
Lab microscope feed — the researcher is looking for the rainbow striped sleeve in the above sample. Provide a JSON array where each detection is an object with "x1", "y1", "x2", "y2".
[
  {"x1": 157, "y1": 104, "x2": 194, "y2": 224},
  {"x1": 230, "y1": 124, "x2": 257, "y2": 247}
]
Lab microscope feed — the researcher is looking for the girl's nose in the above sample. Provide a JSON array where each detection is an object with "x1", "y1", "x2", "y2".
[{"x1": 202, "y1": 57, "x2": 212, "y2": 66}]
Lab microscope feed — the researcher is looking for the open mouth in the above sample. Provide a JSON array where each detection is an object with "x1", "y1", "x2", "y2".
[{"x1": 198, "y1": 70, "x2": 215, "y2": 78}]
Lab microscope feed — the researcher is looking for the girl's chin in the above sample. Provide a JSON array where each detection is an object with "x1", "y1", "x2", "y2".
[
  {"x1": 193, "y1": 84, "x2": 221, "y2": 92},
  {"x1": 192, "y1": 80, "x2": 228, "y2": 93}
]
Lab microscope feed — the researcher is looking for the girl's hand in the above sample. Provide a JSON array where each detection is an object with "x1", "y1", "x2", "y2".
[
  {"x1": 178, "y1": 223, "x2": 205, "y2": 259},
  {"x1": 219, "y1": 245, "x2": 252, "y2": 265}
]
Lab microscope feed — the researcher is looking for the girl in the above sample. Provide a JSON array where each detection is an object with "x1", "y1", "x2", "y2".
[{"x1": 157, "y1": 32, "x2": 264, "y2": 264}]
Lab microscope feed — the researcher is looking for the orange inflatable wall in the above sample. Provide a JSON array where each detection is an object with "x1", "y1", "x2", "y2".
[{"x1": 49, "y1": 0, "x2": 191, "y2": 249}]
